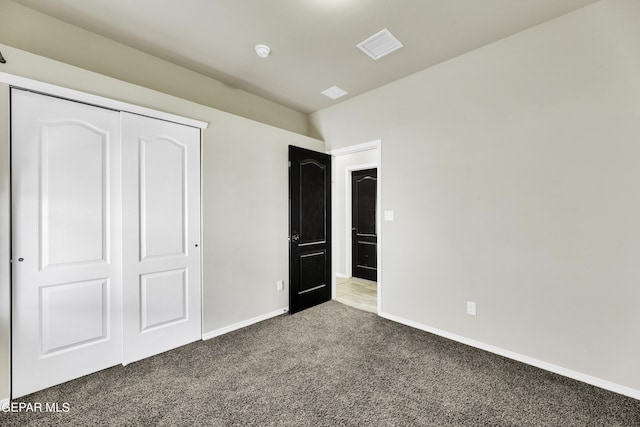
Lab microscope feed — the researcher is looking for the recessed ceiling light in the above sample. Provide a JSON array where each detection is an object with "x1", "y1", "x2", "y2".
[
  {"x1": 321, "y1": 86, "x2": 348, "y2": 100},
  {"x1": 255, "y1": 44, "x2": 271, "y2": 58},
  {"x1": 357, "y1": 28, "x2": 404, "y2": 60}
]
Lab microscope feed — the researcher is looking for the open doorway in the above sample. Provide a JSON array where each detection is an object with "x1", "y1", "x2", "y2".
[{"x1": 329, "y1": 141, "x2": 381, "y2": 314}]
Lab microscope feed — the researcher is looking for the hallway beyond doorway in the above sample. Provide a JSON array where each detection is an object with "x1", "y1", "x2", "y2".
[{"x1": 334, "y1": 277, "x2": 377, "y2": 313}]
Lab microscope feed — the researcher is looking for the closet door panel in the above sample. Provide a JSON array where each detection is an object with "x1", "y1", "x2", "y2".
[
  {"x1": 140, "y1": 137, "x2": 187, "y2": 259},
  {"x1": 11, "y1": 90, "x2": 122, "y2": 398},
  {"x1": 121, "y1": 112, "x2": 201, "y2": 364}
]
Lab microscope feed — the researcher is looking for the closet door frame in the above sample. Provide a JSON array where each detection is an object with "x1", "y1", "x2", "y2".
[
  {"x1": 0, "y1": 72, "x2": 208, "y2": 129},
  {"x1": 0, "y1": 71, "x2": 208, "y2": 399}
]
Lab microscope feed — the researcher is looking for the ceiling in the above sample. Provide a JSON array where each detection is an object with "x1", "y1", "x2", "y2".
[{"x1": 13, "y1": 0, "x2": 600, "y2": 114}]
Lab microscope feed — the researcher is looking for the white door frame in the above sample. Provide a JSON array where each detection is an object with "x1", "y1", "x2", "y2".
[
  {"x1": 328, "y1": 140, "x2": 382, "y2": 314},
  {"x1": 0, "y1": 72, "x2": 208, "y2": 129},
  {"x1": 0, "y1": 72, "x2": 208, "y2": 399}
]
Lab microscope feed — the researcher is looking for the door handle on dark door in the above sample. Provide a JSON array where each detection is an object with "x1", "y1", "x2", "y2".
[{"x1": 291, "y1": 232, "x2": 299, "y2": 242}]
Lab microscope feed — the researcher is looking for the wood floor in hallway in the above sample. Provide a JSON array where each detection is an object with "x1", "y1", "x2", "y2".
[{"x1": 334, "y1": 276, "x2": 377, "y2": 313}]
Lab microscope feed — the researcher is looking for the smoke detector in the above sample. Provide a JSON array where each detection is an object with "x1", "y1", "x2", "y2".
[
  {"x1": 357, "y1": 28, "x2": 404, "y2": 60},
  {"x1": 255, "y1": 44, "x2": 271, "y2": 58}
]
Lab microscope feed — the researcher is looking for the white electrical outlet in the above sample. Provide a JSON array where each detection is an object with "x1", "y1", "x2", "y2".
[
  {"x1": 467, "y1": 301, "x2": 477, "y2": 316},
  {"x1": 276, "y1": 280, "x2": 284, "y2": 291}
]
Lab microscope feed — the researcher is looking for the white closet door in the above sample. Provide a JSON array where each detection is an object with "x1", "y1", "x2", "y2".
[
  {"x1": 121, "y1": 112, "x2": 201, "y2": 364},
  {"x1": 11, "y1": 90, "x2": 123, "y2": 398}
]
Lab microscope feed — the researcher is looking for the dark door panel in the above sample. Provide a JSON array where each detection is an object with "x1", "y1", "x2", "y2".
[
  {"x1": 289, "y1": 146, "x2": 332, "y2": 314},
  {"x1": 352, "y1": 168, "x2": 377, "y2": 281}
]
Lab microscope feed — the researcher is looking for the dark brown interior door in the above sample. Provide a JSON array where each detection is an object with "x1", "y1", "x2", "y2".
[
  {"x1": 352, "y1": 168, "x2": 377, "y2": 281},
  {"x1": 289, "y1": 145, "x2": 332, "y2": 314}
]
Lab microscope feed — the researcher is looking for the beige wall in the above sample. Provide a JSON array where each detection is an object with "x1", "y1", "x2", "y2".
[
  {"x1": 311, "y1": 0, "x2": 640, "y2": 393},
  {"x1": 0, "y1": 45, "x2": 323, "y2": 401},
  {"x1": 201, "y1": 109, "x2": 322, "y2": 332},
  {"x1": 0, "y1": 0, "x2": 309, "y2": 136}
]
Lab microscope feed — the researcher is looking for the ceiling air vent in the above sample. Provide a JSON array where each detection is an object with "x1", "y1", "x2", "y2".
[
  {"x1": 321, "y1": 86, "x2": 348, "y2": 100},
  {"x1": 357, "y1": 28, "x2": 404, "y2": 60}
]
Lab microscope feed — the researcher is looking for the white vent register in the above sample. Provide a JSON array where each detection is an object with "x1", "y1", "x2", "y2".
[
  {"x1": 321, "y1": 85, "x2": 349, "y2": 100},
  {"x1": 357, "y1": 28, "x2": 404, "y2": 60}
]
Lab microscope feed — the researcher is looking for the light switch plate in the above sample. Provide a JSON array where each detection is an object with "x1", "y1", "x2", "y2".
[
  {"x1": 467, "y1": 301, "x2": 477, "y2": 316},
  {"x1": 384, "y1": 210, "x2": 394, "y2": 221}
]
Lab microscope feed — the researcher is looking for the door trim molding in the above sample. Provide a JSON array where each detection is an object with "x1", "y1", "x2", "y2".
[
  {"x1": 328, "y1": 140, "x2": 382, "y2": 314},
  {"x1": 0, "y1": 71, "x2": 208, "y2": 129},
  {"x1": 0, "y1": 85, "x2": 9, "y2": 403},
  {"x1": 328, "y1": 141, "x2": 378, "y2": 156}
]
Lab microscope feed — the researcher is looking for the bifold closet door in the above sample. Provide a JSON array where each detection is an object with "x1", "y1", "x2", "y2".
[
  {"x1": 11, "y1": 89, "x2": 123, "y2": 398},
  {"x1": 121, "y1": 112, "x2": 201, "y2": 365}
]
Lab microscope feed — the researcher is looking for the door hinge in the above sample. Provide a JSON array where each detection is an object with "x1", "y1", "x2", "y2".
[{"x1": 288, "y1": 161, "x2": 291, "y2": 168}]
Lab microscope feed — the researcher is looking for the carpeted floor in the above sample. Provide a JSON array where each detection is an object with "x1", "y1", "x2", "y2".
[{"x1": 2, "y1": 301, "x2": 639, "y2": 426}]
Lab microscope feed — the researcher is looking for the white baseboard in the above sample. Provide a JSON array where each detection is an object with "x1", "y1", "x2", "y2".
[
  {"x1": 1, "y1": 398, "x2": 9, "y2": 410},
  {"x1": 202, "y1": 308, "x2": 288, "y2": 341},
  {"x1": 379, "y1": 311, "x2": 640, "y2": 401},
  {"x1": 335, "y1": 273, "x2": 349, "y2": 278}
]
